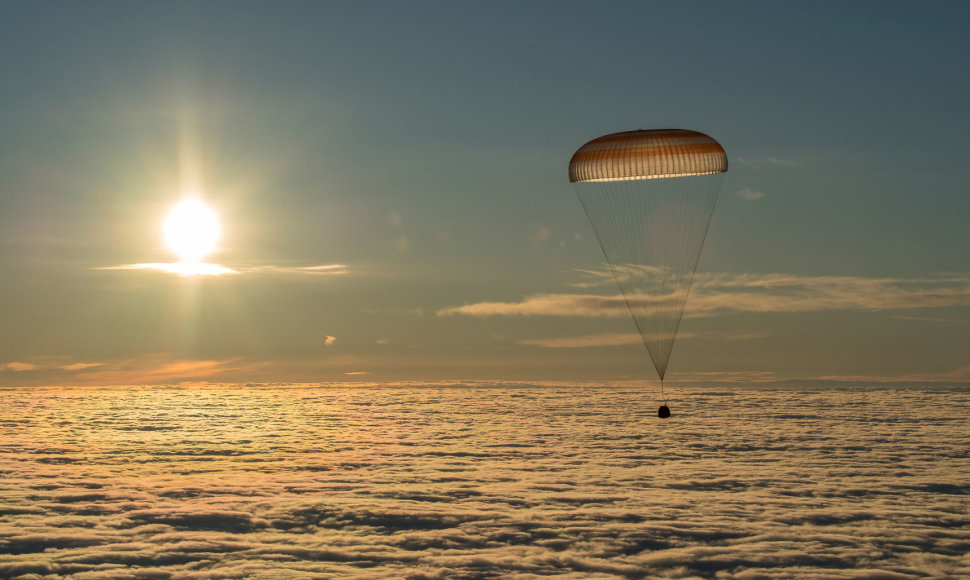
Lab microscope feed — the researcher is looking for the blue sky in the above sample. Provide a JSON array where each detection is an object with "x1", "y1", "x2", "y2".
[{"x1": 1, "y1": 1, "x2": 968, "y2": 385}]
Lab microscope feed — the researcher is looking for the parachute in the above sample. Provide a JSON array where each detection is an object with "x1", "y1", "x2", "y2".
[{"x1": 569, "y1": 129, "x2": 727, "y2": 412}]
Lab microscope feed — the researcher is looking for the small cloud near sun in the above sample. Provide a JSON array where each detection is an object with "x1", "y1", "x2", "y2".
[
  {"x1": 376, "y1": 338, "x2": 390, "y2": 345},
  {"x1": 93, "y1": 197, "x2": 239, "y2": 277},
  {"x1": 94, "y1": 263, "x2": 348, "y2": 277},
  {"x1": 324, "y1": 336, "x2": 337, "y2": 346},
  {"x1": 91, "y1": 199, "x2": 351, "y2": 278},
  {"x1": 345, "y1": 371, "x2": 368, "y2": 375},
  {"x1": 737, "y1": 188, "x2": 765, "y2": 201},
  {"x1": 96, "y1": 263, "x2": 238, "y2": 276}
]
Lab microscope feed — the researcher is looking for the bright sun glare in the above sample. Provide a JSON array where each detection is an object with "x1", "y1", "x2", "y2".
[{"x1": 164, "y1": 198, "x2": 220, "y2": 263}]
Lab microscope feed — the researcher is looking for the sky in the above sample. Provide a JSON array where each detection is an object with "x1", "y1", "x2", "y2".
[{"x1": 2, "y1": 0, "x2": 969, "y2": 386}]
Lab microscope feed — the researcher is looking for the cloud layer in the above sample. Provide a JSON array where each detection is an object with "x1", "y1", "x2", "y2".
[{"x1": 1, "y1": 384, "x2": 968, "y2": 578}]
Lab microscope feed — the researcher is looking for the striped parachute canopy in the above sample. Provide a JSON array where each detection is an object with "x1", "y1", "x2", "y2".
[{"x1": 569, "y1": 129, "x2": 727, "y2": 384}]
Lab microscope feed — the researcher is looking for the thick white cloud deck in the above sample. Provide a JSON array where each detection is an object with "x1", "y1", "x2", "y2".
[{"x1": 1, "y1": 385, "x2": 968, "y2": 578}]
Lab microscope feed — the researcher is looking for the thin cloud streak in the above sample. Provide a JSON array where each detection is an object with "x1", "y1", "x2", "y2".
[
  {"x1": 2, "y1": 362, "x2": 37, "y2": 372},
  {"x1": 736, "y1": 156, "x2": 805, "y2": 170},
  {"x1": 438, "y1": 293, "x2": 629, "y2": 318},
  {"x1": 520, "y1": 332, "x2": 643, "y2": 348},
  {"x1": 75, "y1": 358, "x2": 260, "y2": 385},
  {"x1": 439, "y1": 272, "x2": 970, "y2": 318},
  {"x1": 820, "y1": 364, "x2": 970, "y2": 383},
  {"x1": 95, "y1": 262, "x2": 239, "y2": 276},
  {"x1": 242, "y1": 264, "x2": 349, "y2": 276},
  {"x1": 94, "y1": 263, "x2": 348, "y2": 277},
  {"x1": 736, "y1": 188, "x2": 765, "y2": 200},
  {"x1": 59, "y1": 362, "x2": 104, "y2": 371},
  {"x1": 520, "y1": 331, "x2": 771, "y2": 348},
  {"x1": 891, "y1": 314, "x2": 967, "y2": 324}
]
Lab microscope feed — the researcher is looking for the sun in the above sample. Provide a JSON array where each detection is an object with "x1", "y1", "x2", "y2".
[{"x1": 164, "y1": 198, "x2": 220, "y2": 263}]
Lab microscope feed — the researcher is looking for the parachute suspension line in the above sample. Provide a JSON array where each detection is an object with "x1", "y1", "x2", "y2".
[{"x1": 574, "y1": 173, "x2": 723, "y2": 380}]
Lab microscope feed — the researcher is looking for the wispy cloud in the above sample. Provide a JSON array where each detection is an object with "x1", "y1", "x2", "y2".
[
  {"x1": 94, "y1": 263, "x2": 348, "y2": 277},
  {"x1": 59, "y1": 362, "x2": 104, "y2": 371},
  {"x1": 567, "y1": 265, "x2": 663, "y2": 289},
  {"x1": 736, "y1": 156, "x2": 804, "y2": 170},
  {"x1": 75, "y1": 358, "x2": 259, "y2": 385},
  {"x1": 242, "y1": 264, "x2": 349, "y2": 276},
  {"x1": 519, "y1": 331, "x2": 770, "y2": 348},
  {"x1": 324, "y1": 336, "x2": 337, "y2": 346},
  {"x1": 689, "y1": 272, "x2": 970, "y2": 315},
  {"x1": 438, "y1": 293, "x2": 629, "y2": 318},
  {"x1": 3, "y1": 361, "x2": 105, "y2": 373},
  {"x1": 736, "y1": 188, "x2": 765, "y2": 201},
  {"x1": 440, "y1": 272, "x2": 970, "y2": 319},
  {"x1": 520, "y1": 332, "x2": 642, "y2": 348},
  {"x1": 2, "y1": 362, "x2": 37, "y2": 371},
  {"x1": 820, "y1": 365, "x2": 970, "y2": 383},
  {"x1": 95, "y1": 262, "x2": 238, "y2": 276},
  {"x1": 891, "y1": 314, "x2": 966, "y2": 325}
]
